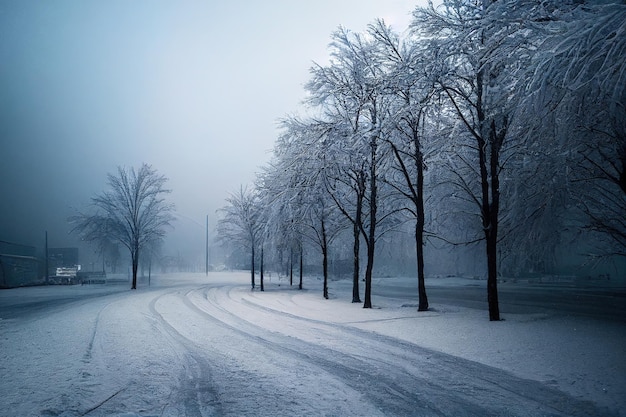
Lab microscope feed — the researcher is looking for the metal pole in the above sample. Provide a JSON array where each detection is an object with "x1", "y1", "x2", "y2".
[
  {"x1": 205, "y1": 214, "x2": 209, "y2": 276},
  {"x1": 45, "y1": 231, "x2": 49, "y2": 284}
]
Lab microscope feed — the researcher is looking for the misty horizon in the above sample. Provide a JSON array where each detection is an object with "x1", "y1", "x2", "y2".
[{"x1": 0, "y1": 1, "x2": 418, "y2": 261}]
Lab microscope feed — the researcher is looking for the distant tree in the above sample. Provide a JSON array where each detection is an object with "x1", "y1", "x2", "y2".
[
  {"x1": 217, "y1": 186, "x2": 262, "y2": 289},
  {"x1": 284, "y1": 117, "x2": 367, "y2": 303},
  {"x1": 70, "y1": 163, "x2": 174, "y2": 289},
  {"x1": 273, "y1": 118, "x2": 345, "y2": 299},
  {"x1": 256, "y1": 156, "x2": 306, "y2": 288},
  {"x1": 324, "y1": 147, "x2": 367, "y2": 304},
  {"x1": 103, "y1": 240, "x2": 121, "y2": 273},
  {"x1": 262, "y1": 119, "x2": 319, "y2": 291},
  {"x1": 81, "y1": 226, "x2": 119, "y2": 273}
]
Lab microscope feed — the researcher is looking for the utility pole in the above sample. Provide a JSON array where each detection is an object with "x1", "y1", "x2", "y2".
[
  {"x1": 44, "y1": 231, "x2": 49, "y2": 284},
  {"x1": 205, "y1": 214, "x2": 209, "y2": 276}
]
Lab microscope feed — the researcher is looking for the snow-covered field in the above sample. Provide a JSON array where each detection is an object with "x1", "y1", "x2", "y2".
[{"x1": 0, "y1": 272, "x2": 624, "y2": 416}]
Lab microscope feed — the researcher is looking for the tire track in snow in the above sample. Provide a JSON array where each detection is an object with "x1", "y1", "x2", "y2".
[
  {"x1": 77, "y1": 300, "x2": 132, "y2": 416},
  {"x1": 82, "y1": 301, "x2": 108, "y2": 363},
  {"x1": 79, "y1": 291, "x2": 170, "y2": 417},
  {"x1": 147, "y1": 289, "x2": 222, "y2": 417},
  {"x1": 74, "y1": 288, "x2": 202, "y2": 416},
  {"x1": 188, "y1": 284, "x2": 612, "y2": 417},
  {"x1": 183, "y1": 285, "x2": 491, "y2": 416},
  {"x1": 237, "y1": 292, "x2": 600, "y2": 415},
  {"x1": 152, "y1": 287, "x2": 387, "y2": 416}
]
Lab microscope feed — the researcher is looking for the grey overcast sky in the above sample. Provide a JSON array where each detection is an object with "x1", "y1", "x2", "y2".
[{"x1": 0, "y1": 0, "x2": 424, "y2": 260}]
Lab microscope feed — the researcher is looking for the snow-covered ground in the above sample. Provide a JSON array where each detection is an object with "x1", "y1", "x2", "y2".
[{"x1": 0, "y1": 272, "x2": 624, "y2": 416}]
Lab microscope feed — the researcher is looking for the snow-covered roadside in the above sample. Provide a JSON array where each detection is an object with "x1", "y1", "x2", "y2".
[
  {"x1": 0, "y1": 285, "x2": 185, "y2": 417},
  {"x1": 237, "y1": 276, "x2": 626, "y2": 416},
  {"x1": 1, "y1": 272, "x2": 623, "y2": 416}
]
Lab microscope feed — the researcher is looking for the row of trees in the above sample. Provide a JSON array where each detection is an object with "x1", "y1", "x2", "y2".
[{"x1": 218, "y1": 0, "x2": 625, "y2": 320}]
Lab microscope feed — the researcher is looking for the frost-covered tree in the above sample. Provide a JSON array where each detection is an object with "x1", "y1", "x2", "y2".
[
  {"x1": 256, "y1": 154, "x2": 308, "y2": 288},
  {"x1": 269, "y1": 117, "x2": 345, "y2": 297},
  {"x1": 412, "y1": 0, "x2": 532, "y2": 320},
  {"x1": 326, "y1": 159, "x2": 367, "y2": 302},
  {"x1": 305, "y1": 195, "x2": 343, "y2": 299},
  {"x1": 307, "y1": 26, "x2": 394, "y2": 308},
  {"x1": 217, "y1": 186, "x2": 262, "y2": 289},
  {"x1": 409, "y1": 0, "x2": 626, "y2": 293},
  {"x1": 70, "y1": 164, "x2": 174, "y2": 290},
  {"x1": 370, "y1": 20, "x2": 434, "y2": 311},
  {"x1": 451, "y1": 0, "x2": 564, "y2": 277},
  {"x1": 522, "y1": 2, "x2": 626, "y2": 260},
  {"x1": 289, "y1": 113, "x2": 368, "y2": 303}
]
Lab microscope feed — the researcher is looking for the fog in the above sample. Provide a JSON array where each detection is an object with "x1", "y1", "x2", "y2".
[{"x1": 0, "y1": 0, "x2": 418, "y2": 263}]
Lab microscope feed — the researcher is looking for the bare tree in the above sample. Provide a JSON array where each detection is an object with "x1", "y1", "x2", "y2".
[{"x1": 70, "y1": 164, "x2": 174, "y2": 289}]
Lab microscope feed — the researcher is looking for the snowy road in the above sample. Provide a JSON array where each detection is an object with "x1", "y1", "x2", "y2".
[{"x1": 1, "y1": 272, "x2": 621, "y2": 416}]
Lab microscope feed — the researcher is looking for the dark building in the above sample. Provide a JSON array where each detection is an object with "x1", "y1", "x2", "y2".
[{"x1": 0, "y1": 240, "x2": 42, "y2": 288}]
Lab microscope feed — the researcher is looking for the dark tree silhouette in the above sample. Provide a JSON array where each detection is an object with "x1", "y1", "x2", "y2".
[{"x1": 71, "y1": 163, "x2": 174, "y2": 289}]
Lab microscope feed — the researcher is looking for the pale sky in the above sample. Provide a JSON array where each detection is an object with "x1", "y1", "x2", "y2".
[{"x1": 0, "y1": 0, "x2": 425, "y2": 261}]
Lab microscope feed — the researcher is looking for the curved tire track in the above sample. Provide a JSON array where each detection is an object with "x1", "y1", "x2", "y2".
[
  {"x1": 151, "y1": 288, "x2": 385, "y2": 416},
  {"x1": 180, "y1": 284, "x2": 612, "y2": 417},
  {"x1": 148, "y1": 290, "x2": 222, "y2": 417}
]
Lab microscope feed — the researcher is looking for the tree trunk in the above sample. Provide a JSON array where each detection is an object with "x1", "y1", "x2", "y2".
[
  {"x1": 476, "y1": 69, "x2": 501, "y2": 321},
  {"x1": 416, "y1": 223, "x2": 429, "y2": 312},
  {"x1": 322, "y1": 218, "x2": 329, "y2": 299},
  {"x1": 352, "y1": 193, "x2": 362, "y2": 303},
  {"x1": 479, "y1": 148, "x2": 500, "y2": 321},
  {"x1": 363, "y1": 137, "x2": 378, "y2": 309},
  {"x1": 260, "y1": 246, "x2": 264, "y2": 291},
  {"x1": 289, "y1": 247, "x2": 293, "y2": 286},
  {"x1": 487, "y1": 119, "x2": 503, "y2": 321},
  {"x1": 131, "y1": 245, "x2": 139, "y2": 290},
  {"x1": 250, "y1": 246, "x2": 255, "y2": 290},
  {"x1": 389, "y1": 128, "x2": 429, "y2": 311},
  {"x1": 363, "y1": 239, "x2": 374, "y2": 308},
  {"x1": 299, "y1": 246, "x2": 303, "y2": 290},
  {"x1": 416, "y1": 148, "x2": 429, "y2": 312},
  {"x1": 486, "y1": 232, "x2": 500, "y2": 320}
]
